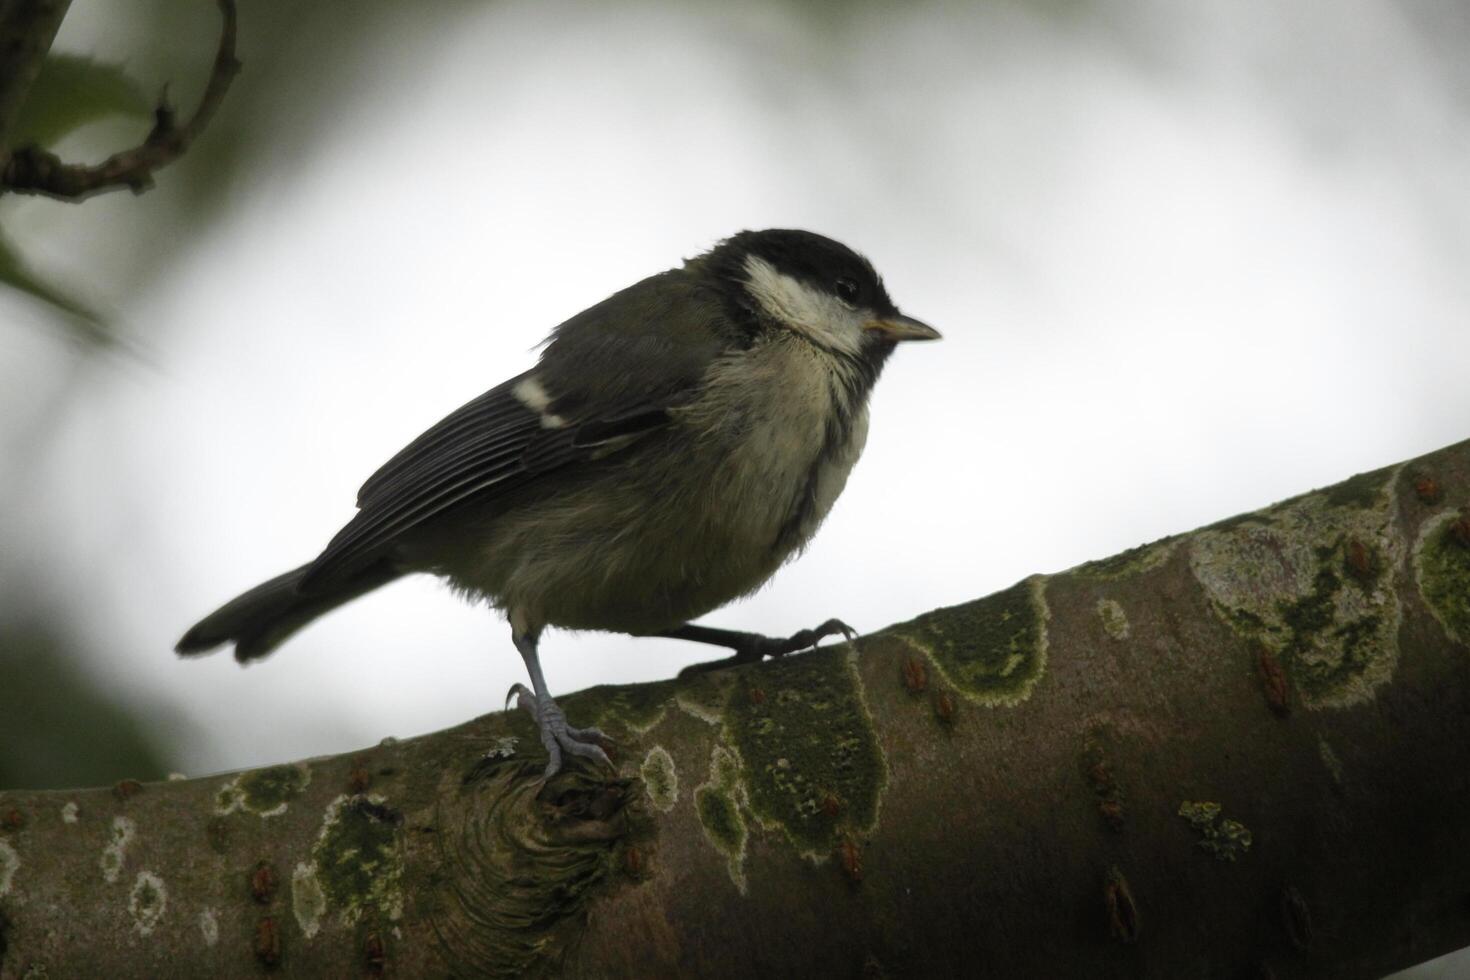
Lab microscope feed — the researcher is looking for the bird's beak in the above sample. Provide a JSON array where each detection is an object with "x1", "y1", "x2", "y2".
[{"x1": 863, "y1": 313, "x2": 941, "y2": 342}]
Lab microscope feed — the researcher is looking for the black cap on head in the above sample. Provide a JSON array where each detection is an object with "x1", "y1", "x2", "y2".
[{"x1": 711, "y1": 229, "x2": 900, "y2": 318}]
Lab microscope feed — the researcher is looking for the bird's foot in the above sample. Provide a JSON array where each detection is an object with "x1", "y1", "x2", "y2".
[
  {"x1": 505, "y1": 683, "x2": 614, "y2": 780},
  {"x1": 679, "y1": 618, "x2": 858, "y2": 677},
  {"x1": 767, "y1": 618, "x2": 858, "y2": 659}
]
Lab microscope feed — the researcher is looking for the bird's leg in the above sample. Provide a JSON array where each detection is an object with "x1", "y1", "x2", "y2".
[
  {"x1": 504, "y1": 625, "x2": 612, "y2": 779},
  {"x1": 658, "y1": 619, "x2": 858, "y2": 677}
]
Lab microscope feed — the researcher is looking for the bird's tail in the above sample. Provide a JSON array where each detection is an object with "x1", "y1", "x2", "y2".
[{"x1": 175, "y1": 559, "x2": 402, "y2": 663}]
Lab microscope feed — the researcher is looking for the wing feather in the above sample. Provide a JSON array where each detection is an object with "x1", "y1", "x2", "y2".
[
  {"x1": 356, "y1": 379, "x2": 535, "y2": 506},
  {"x1": 299, "y1": 268, "x2": 738, "y2": 592}
]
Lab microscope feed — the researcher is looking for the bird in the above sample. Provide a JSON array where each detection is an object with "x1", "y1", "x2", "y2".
[{"x1": 177, "y1": 229, "x2": 939, "y2": 778}]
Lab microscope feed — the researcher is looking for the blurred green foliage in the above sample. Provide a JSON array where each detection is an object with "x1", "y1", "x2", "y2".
[
  {"x1": 0, "y1": 623, "x2": 173, "y2": 790},
  {"x1": 0, "y1": 230, "x2": 104, "y2": 341},
  {"x1": 10, "y1": 54, "x2": 152, "y2": 149},
  {"x1": 0, "y1": 0, "x2": 458, "y2": 791},
  {"x1": 0, "y1": 0, "x2": 425, "y2": 341},
  {"x1": 0, "y1": 53, "x2": 150, "y2": 333}
]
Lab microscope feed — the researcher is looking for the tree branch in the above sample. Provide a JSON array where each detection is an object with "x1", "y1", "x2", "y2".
[
  {"x1": 0, "y1": 0, "x2": 72, "y2": 148},
  {"x1": 0, "y1": 0, "x2": 238, "y2": 201},
  {"x1": 2, "y1": 437, "x2": 1469, "y2": 977}
]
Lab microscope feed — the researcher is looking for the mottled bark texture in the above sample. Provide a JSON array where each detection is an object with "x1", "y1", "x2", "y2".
[{"x1": 3, "y1": 438, "x2": 1470, "y2": 978}]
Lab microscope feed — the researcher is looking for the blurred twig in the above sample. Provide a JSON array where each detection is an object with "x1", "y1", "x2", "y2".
[
  {"x1": 0, "y1": 228, "x2": 106, "y2": 342},
  {"x1": 0, "y1": 0, "x2": 73, "y2": 142},
  {"x1": 0, "y1": 0, "x2": 240, "y2": 201}
]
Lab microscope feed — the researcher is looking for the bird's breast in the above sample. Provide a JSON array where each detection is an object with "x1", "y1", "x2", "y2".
[
  {"x1": 678, "y1": 335, "x2": 871, "y2": 563},
  {"x1": 441, "y1": 334, "x2": 874, "y2": 634}
]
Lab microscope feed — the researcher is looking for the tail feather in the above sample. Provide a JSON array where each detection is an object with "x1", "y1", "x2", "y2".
[{"x1": 176, "y1": 560, "x2": 401, "y2": 663}]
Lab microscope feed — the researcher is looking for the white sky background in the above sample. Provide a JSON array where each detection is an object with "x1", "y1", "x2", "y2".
[{"x1": 2, "y1": 0, "x2": 1468, "y2": 806}]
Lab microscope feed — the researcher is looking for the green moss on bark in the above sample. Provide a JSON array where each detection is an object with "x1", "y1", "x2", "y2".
[
  {"x1": 565, "y1": 680, "x2": 676, "y2": 734},
  {"x1": 1190, "y1": 469, "x2": 1404, "y2": 708},
  {"x1": 312, "y1": 795, "x2": 403, "y2": 924},
  {"x1": 1415, "y1": 512, "x2": 1470, "y2": 646},
  {"x1": 1178, "y1": 801, "x2": 1252, "y2": 861},
  {"x1": 1071, "y1": 538, "x2": 1178, "y2": 579},
  {"x1": 694, "y1": 745, "x2": 748, "y2": 892},
  {"x1": 240, "y1": 765, "x2": 309, "y2": 812},
  {"x1": 893, "y1": 577, "x2": 1049, "y2": 706},
  {"x1": 216, "y1": 763, "x2": 311, "y2": 817},
  {"x1": 640, "y1": 746, "x2": 678, "y2": 812},
  {"x1": 696, "y1": 786, "x2": 743, "y2": 857},
  {"x1": 725, "y1": 650, "x2": 885, "y2": 858}
]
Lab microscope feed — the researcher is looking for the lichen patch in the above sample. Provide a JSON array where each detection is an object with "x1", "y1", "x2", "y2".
[
  {"x1": 215, "y1": 763, "x2": 312, "y2": 818},
  {"x1": 1097, "y1": 598, "x2": 1130, "y2": 640},
  {"x1": 1318, "y1": 737, "x2": 1345, "y2": 788},
  {"x1": 568, "y1": 680, "x2": 677, "y2": 735},
  {"x1": 1189, "y1": 470, "x2": 1404, "y2": 708},
  {"x1": 675, "y1": 670, "x2": 736, "y2": 724},
  {"x1": 1413, "y1": 510, "x2": 1470, "y2": 647},
  {"x1": 482, "y1": 735, "x2": 519, "y2": 760},
  {"x1": 1177, "y1": 801, "x2": 1252, "y2": 861},
  {"x1": 0, "y1": 839, "x2": 18, "y2": 896},
  {"x1": 128, "y1": 871, "x2": 166, "y2": 935},
  {"x1": 724, "y1": 648, "x2": 887, "y2": 860},
  {"x1": 100, "y1": 815, "x2": 134, "y2": 883},
  {"x1": 1323, "y1": 465, "x2": 1400, "y2": 509},
  {"x1": 292, "y1": 861, "x2": 327, "y2": 939},
  {"x1": 213, "y1": 780, "x2": 238, "y2": 815},
  {"x1": 1071, "y1": 537, "x2": 1179, "y2": 580},
  {"x1": 694, "y1": 745, "x2": 748, "y2": 893},
  {"x1": 311, "y1": 795, "x2": 403, "y2": 925},
  {"x1": 640, "y1": 746, "x2": 679, "y2": 812},
  {"x1": 893, "y1": 576, "x2": 1050, "y2": 706}
]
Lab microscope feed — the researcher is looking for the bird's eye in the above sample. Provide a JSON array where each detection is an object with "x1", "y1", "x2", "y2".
[{"x1": 834, "y1": 277, "x2": 860, "y2": 304}]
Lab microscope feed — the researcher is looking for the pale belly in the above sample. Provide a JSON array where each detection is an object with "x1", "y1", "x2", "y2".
[{"x1": 422, "y1": 338, "x2": 871, "y2": 635}]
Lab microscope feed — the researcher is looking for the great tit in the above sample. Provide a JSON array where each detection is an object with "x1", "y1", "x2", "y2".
[{"x1": 177, "y1": 229, "x2": 939, "y2": 777}]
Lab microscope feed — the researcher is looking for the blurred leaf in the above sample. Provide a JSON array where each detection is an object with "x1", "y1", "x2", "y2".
[
  {"x1": 11, "y1": 54, "x2": 153, "y2": 149},
  {"x1": 0, "y1": 232, "x2": 110, "y2": 346},
  {"x1": 0, "y1": 625, "x2": 175, "y2": 791}
]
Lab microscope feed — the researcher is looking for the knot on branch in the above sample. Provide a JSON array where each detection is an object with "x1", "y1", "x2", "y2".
[{"x1": 429, "y1": 757, "x2": 646, "y2": 977}]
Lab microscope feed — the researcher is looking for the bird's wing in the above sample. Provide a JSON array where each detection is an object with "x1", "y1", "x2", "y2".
[{"x1": 298, "y1": 269, "x2": 742, "y2": 591}]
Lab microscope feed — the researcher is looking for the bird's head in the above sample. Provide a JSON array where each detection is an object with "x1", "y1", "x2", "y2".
[{"x1": 708, "y1": 229, "x2": 940, "y2": 358}]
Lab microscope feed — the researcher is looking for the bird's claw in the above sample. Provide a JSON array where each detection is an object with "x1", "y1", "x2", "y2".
[
  {"x1": 678, "y1": 617, "x2": 859, "y2": 677},
  {"x1": 785, "y1": 617, "x2": 857, "y2": 655},
  {"x1": 505, "y1": 682, "x2": 534, "y2": 712},
  {"x1": 508, "y1": 687, "x2": 615, "y2": 780},
  {"x1": 762, "y1": 617, "x2": 858, "y2": 661}
]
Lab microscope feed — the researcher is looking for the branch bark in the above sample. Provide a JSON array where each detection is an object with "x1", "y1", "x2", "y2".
[
  {"x1": 0, "y1": 0, "x2": 72, "y2": 147},
  {"x1": 3, "y1": 438, "x2": 1469, "y2": 978}
]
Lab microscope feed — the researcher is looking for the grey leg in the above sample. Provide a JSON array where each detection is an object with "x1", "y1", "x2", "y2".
[
  {"x1": 505, "y1": 626, "x2": 612, "y2": 779},
  {"x1": 658, "y1": 618, "x2": 858, "y2": 677}
]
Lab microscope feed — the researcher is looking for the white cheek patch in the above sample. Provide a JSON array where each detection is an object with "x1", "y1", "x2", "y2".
[
  {"x1": 743, "y1": 254, "x2": 866, "y2": 356},
  {"x1": 512, "y1": 376, "x2": 569, "y2": 429}
]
